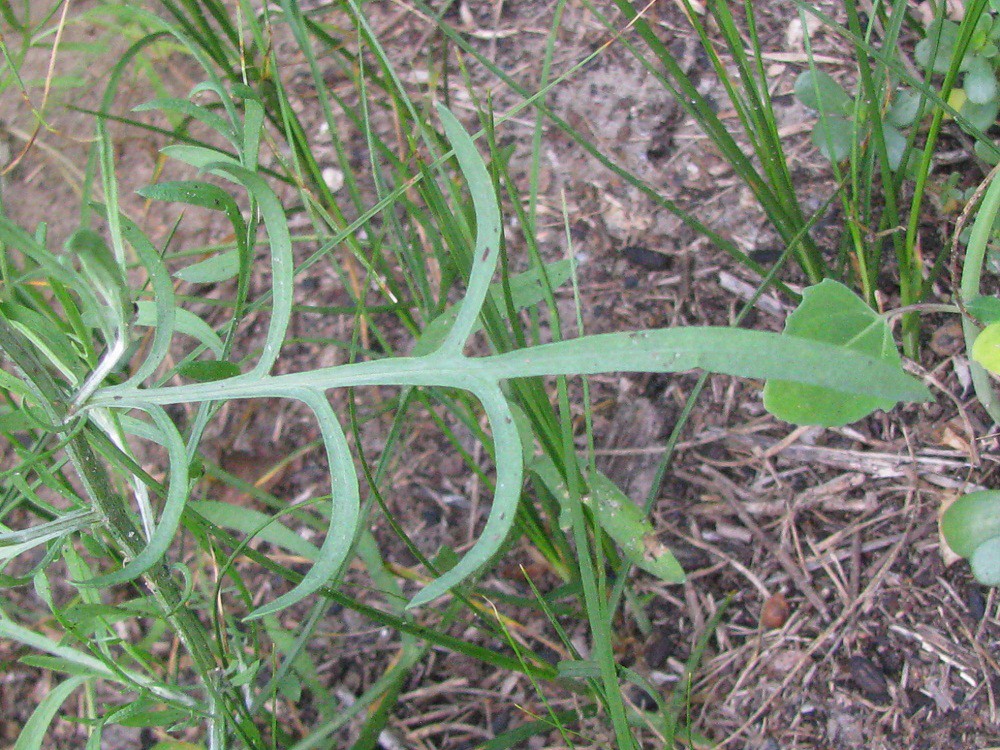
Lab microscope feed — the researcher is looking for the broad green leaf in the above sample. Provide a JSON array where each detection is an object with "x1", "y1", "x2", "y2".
[
  {"x1": 941, "y1": 490, "x2": 1000, "y2": 558},
  {"x1": 174, "y1": 250, "x2": 239, "y2": 284},
  {"x1": 483, "y1": 327, "x2": 928, "y2": 404},
  {"x1": 965, "y1": 54, "x2": 999, "y2": 104},
  {"x1": 883, "y1": 125, "x2": 907, "y2": 171},
  {"x1": 967, "y1": 295, "x2": 1000, "y2": 323},
  {"x1": 763, "y1": 280, "x2": 901, "y2": 426},
  {"x1": 811, "y1": 115, "x2": 854, "y2": 163},
  {"x1": 887, "y1": 89, "x2": 922, "y2": 127},
  {"x1": 915, "y1": 20, "x2": 960, "y2": 74},
  {"x1": 969, "y1": 12, "x2": 995, "y2": 49},
  {"x1": 960, "y1": 96, "x2": 1000, "y2": 132},
  {"x1": 971, "y1": 537, "x2": 1000, "y2": 586},
  {"x1": 794, "y1": 70, "x2": 852, "y2": 116},
  {"x1": 148, "y1": 743, "x2": 205, "y2": 750},
  {"x1": 972, "y1": 321, "x2": 1000, "y2": 373},
  {"x1": 178, "y1": 360, "x2": 242, "y2": 382}
]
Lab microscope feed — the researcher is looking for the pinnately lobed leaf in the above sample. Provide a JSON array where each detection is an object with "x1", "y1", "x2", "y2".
[{"x1": 83, "y1": 108, "x2": 929, "y2": 617}]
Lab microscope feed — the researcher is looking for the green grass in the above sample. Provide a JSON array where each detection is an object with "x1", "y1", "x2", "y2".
[{"x1": 0, "y1": 1, "x2": 968, "y2": 747}]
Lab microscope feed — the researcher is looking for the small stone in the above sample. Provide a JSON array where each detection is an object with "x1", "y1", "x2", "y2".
[
  {"x1": 621, "y1": 244, "x2": 671, "y2": 271},
  {"x1": 644, "y1": 632, "x2": 676, "y2": 669},
  {"x1": 967, "y1": 587, "x2": 987, "y2": 621},
  {"x1": 848, "y1": 655, "x2": 890, "y2": 703},
  {"x1": 321, "y1": 166, "x2": 344, "y2": 193},
  {"x1": 930, "y1": 320, "x2": 965, "y2": 357},
  {"x1": 760, "y1": 592, "x2": 791, "y2": 629}
]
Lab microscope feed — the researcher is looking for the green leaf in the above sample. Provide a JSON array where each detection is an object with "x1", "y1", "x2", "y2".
[
  {"x1": 976, "y1": 138, "x2": 1000, "y2": 165},
  {"x1": 887, "y1": 89, "x2": 922, "y2": 127},
  {"x1": 0, "y1": 301, "x2": 85, "y2": 382},
  {"x1": 414, "y1": 259, "x2": 575, "y2": 355},
  {"x1": 964, "y1": 55, "x2": 998, "y2": 104},
  {"x1": 65, "y1": 228, "x2": 131, "y2": 334},
  {"x1": 159, "y1": 145, "x2": 240, "y2": 172},
  {"x1": 134, "y1": 302, "x2": 225, "y2": 358},
  {"x1": 177, "y1": 360, "x2": 242, "y2": 382},
  {"x1": 190, "y1": 500, "x2": 320, "y2": 560},
  {"x1": 883, "y1": 125, "x2": 907, "y2": 170},
  {"x1": 959, "y1": 96, "x2": 1000, "y2": 132},
  {"x1": 967, "y1": 295, "x2": 1000, "y2": 323},
  {"x1": 763, "y1": 280, "x2": 901, "y2": 426},
  {"x1": 794, "y1": 70, "x2": 852, "y2": 115},
  {"x1": 433, "y1": 103, "x2": 503, "y2": 356},
  {"x1": 972, "y1": 321, "x2": 1000, "y2": 373},
  {"x1": 174, "y1": 250, "x2": 239, "y2": 284},
  {"x1": 77, "y1": 405, "x2": 190, "y2": 588},
  {"x1": 117, "y1": 707, "x2": 192, "y2": 728},
  {"x1": 941, "y1": 491, "x2": 1000, "y2": 558},
  {"x1": 134, "y1": 98, "x2": 236, "y2": 146},
  {"x1": 587, "y1": 469, "x2": 684, "y2": 583},
  {"x1": 811, "y1": 115, "x2": 854, "y2": 163},
  {"x1": 203, "y1": 162, "x2": 292, "y2": 378},
  {"x1": 405, "y1": 382, "x2": 521, "y2": 610},
  {"x1": 970, "y1": 537, "x2": 1000, "y2": 586},
  {"x1": 245, "y1": 388, "x2": 360, "y2": 620},
  {"x1": 13, "y1": 676, "x2": 88, "y2": 750},
  {"x1": 114, "y1": 213, "x2": 176, "y2": 386},
  {"x1": 530, "y1": 457, "x2": 685, "y2": 584},
  {"x1": 915, "y1": 20, "x2": 960, "y2": 74}
]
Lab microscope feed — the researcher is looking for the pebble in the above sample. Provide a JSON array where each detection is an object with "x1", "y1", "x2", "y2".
[
  {"x1": 848, "y1": 655, "x2": 890, "y2": 703},
  {"x1": 621, "y1": 244, "x2": 671, "y2": 271},
  {"x1": 760, "y1": 592, "x2": 790, "y2": 629}
]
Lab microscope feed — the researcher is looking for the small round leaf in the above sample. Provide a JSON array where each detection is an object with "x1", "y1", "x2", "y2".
[
  {"x1": 941, "y1": 490, "x2": 1000, "y2": 558},
  {"x1": 971, "y1": 537, "x2": 1000, "y2": 586},
  {"x1": 811, "y1": 116, "x2": 854, "y2": 163},
  {"x1": 964, "y1": 55, "x2": 998, "y2": 105},
  {"x1": 794, "y1": 70, "x2": 852, "y2": 115},
  {"x1": 887, "y1": 89, "x2": 922, "y2": 127}
]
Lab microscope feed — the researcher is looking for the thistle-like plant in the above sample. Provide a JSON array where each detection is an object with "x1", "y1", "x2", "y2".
[{"x1": 0, "y1": 66, "x2": 931, "y2": 747}]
